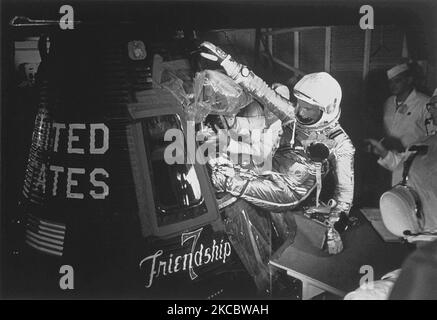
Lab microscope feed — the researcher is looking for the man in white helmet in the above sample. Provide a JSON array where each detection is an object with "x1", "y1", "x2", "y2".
[
  {"x1": 201, "y1": 42, "x2": 355, "y2": 219},
  {"x1": 366, "y1": 89, "x2": 437, "y2": 234},
  {"x1": 342, "y1": 90, "x2": 437, "y2": 300}
]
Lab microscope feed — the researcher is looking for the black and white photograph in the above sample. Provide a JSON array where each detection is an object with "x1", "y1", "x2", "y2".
[{"x1": 1, "y1": 0, "x2": 437, "y2": 305}]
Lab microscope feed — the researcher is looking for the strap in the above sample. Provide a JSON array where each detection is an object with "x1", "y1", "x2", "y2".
[
  {"x1": 238, "y1": 179, "x2": 251, "y2": 198},
  {"x1": 241, "y1": 209, "x2": 264, "y2": 265},
  {"x1": 290, "y1": 120, "x2": 296, "y2": 148},
  {"x1": 315, "y1": 162, "x2": 322, "y2": 207},
  {"x1": 401, "y1": 152, "x2": 419, "y2": 185}
]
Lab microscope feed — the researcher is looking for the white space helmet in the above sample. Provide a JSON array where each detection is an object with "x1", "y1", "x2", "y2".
[{"x1": 293, "y1": 72, "x2": 342, "y2": 129}]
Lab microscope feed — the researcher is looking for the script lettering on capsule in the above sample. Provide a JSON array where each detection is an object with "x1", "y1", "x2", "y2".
[{"x1": 139, "y1": 227, "x2": 232, "y2": 288}]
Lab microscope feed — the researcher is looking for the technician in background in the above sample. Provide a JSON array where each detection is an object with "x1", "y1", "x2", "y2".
[
  {"x1": 347, "y1": 90, "x2": 437, "y2": 300},
  {"x1": 383, "y1": 63, "x2": 432, "y2": 148},
  {"x1": 378, "y1": 63, "x2": 433, "y2": 185},
  {"x1": 367, "y1": 89, "x2": 437, "y2": 234}
]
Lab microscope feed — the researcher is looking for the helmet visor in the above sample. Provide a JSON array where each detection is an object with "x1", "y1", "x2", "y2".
[{"x1": 295, "y1": 99, "x2": 323, "y2": 125}]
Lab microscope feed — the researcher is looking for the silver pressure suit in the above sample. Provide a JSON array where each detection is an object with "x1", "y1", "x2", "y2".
[{"x1": 210, "y1": 56, "x2": 355, "y2": 214}]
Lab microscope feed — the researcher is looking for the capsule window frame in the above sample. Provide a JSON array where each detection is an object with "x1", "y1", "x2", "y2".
[{"x1": 127, "y1": 90, "x2": 221, "y2": 239}]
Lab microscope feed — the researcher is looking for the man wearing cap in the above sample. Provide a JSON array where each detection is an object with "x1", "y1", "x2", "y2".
[
  {"x1": 371, "y1": 63, "x2": 433, "y2": 186},
  {"x1": 384, "y1": 63, "x2": 432, "y2": 149},
  {"x1": 347, "y1": 90, "x2": 437, "y2": 300},
  {"x1": 367, "y1": 89, "x2": 437, "y2": 233},
  {"x1": 200, "y1": 42, "x2": 355, "y2": 228},
  {"x1": 345, "y1": 90, "x2": 437, "y2": 300}
]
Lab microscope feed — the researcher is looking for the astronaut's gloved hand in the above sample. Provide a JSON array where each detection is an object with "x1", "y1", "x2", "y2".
[
  {"x1": 208, "y1": 156, "x2": 235, "y2": 191},
  {"x1": 208, "y1": 156, "x2": 235, "y2": 172},
  {"x1": 333, "y1": 212, "x2": 350, "y2": 233},
  {"x1": 327, "y1": 199, "x2": 354, "y2": 233},
  {"x1": 197, "y1": 125, "x2": 216, "y2": 141},
  {"x1": 200, "y1": 41, "x2": 241, "y2": 78},
  {"x1": 200, "y1": 42, "x2": 295, "y2": 124},
  {"x1": 329, "y1": 199, "x2": 351, "y2": 215},
  {"x1": 199, "y1": 41, "x2": 229, "y2": 63},
  {"x1": 326, "y1": 227, "x2": 343, "y2": 255},
  {"x1": 210, "y1": 170, "x2": 227, "y2": 193},
  {"x1": 209, "y1": 159, "x2": 235, "y2": 193}
]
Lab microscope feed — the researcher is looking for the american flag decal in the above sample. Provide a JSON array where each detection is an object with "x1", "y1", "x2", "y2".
[{"x1": 25, "y1": 214, "x2": 66, "y2": 257}]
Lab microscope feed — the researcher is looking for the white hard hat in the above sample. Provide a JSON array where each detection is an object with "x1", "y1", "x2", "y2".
[
  {"x1": 293, "y1": 72, "x2": 342, "y2": 129},
  {"x1": 379, "y1": 185, "x2": 423, "y2": 238}
]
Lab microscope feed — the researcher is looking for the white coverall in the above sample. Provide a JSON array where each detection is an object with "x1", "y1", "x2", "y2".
[
  {"x1": 383, "y1": 89, "x2": 433, "y2": 185},
  {"x1": 378, "y1": 133, "x2": 437, "y2": 232}
]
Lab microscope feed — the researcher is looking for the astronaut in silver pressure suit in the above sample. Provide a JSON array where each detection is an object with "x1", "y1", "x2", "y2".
[{"x1": 201, "y1": 42, "x2": 355, "y2": 222}]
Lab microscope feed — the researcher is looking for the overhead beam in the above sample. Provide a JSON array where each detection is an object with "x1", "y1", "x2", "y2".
[
  {"x1": 262, "y1": 26, "x2": 327, "y2": 36},
  {"x1": 261, "y1": 52, "x2": 306, "y2": 76}
]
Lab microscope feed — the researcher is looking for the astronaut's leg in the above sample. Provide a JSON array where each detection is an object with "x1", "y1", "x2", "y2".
[{"x1": 210, "y1": 163, "x2": 316, "y2": 212}]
